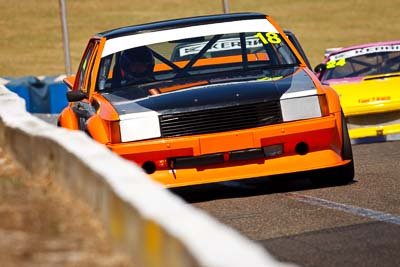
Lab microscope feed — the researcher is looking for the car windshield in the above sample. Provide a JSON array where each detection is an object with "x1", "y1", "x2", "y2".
[
  {"x1": 320, "y1": 45, "x2": 400, "y2": 81},
  {"x1": 96, "y1": 31, "x2": 299, "y2": 91}
]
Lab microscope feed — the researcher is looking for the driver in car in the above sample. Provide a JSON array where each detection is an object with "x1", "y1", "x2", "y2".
[{"x1": 120, "y1": 46, "x2": 155, "y2": 85}]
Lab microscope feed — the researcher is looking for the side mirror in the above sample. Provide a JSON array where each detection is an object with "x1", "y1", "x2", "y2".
[
  {"x1": 314, "y1": 63, "x2": 326, "y2": 73},
  {"x1": 66, "y1": 90, "x2": 86, "y2": 102}
]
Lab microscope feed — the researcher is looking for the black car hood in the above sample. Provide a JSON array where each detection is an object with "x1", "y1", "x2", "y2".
[{"x1": 102, "y1": 68, "x2": 316, "y2": 116}]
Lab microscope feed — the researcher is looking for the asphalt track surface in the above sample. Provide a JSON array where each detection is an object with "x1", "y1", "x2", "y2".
[{"x1": 171, "y1": 141, "x2": 400, "y2": 267}]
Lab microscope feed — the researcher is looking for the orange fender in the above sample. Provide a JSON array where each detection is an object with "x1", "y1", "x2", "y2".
[
  {"x1": 86, "y1": 114, "x2": 110, "y2": 144},
  {"x1": 58, "y1": 107, "x2": 79, "y2": 130}
]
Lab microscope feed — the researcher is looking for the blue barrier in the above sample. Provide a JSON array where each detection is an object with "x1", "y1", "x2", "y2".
[{"x1": 2, "y1": 75, "x2": 68, "y2": 114}]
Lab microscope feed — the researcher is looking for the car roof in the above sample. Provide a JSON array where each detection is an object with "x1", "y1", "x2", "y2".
[
  {"x1": 325, "y1": 40, "x2": 400, "y2": 58},
  {"x1": 98, "y1": 12, "x2": 267, "y2": 39}
]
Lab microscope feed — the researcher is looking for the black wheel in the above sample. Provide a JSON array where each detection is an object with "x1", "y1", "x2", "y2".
[{"x1": 311, "y1": 111, "x2": 354, "y2": 186}]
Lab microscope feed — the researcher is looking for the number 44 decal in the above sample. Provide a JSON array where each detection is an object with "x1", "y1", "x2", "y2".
[{"x1": 326, "y1": 58, "x2": 346, "y2": 69}]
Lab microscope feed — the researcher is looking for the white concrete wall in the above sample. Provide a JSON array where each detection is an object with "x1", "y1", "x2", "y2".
[{"x1": 0, "y1": 84, "x2": 296, "y2": 267}]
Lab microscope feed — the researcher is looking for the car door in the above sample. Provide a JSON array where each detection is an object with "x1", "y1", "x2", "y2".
[{"x1": 70, "y1": 39, "x2": 99, "y2": 132}]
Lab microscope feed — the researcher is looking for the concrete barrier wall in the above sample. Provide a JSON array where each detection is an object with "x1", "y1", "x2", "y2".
[{"x1": 0, "y1": 85, "x2": 296, "y2": 267}]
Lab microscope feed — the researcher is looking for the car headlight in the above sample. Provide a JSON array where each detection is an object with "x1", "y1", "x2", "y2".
[
  {"x1": 280, "y1": 92, "x2": 322, "y2": 122},
  {"x1": 117, "y1": 111, "x2": 161, "y2": 142}
]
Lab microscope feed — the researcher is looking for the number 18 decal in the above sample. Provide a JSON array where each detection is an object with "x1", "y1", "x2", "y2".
[{"x1": 255, "y1": 32, "x2": 281, "y2": 44}]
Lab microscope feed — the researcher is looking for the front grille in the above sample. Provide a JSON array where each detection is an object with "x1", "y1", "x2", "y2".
[{"x1": 159, "y1": 101, "x2": 282, "y2": 137}]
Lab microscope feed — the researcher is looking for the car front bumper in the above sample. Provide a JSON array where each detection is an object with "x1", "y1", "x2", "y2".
[{"x1": 108, "y1": 113, "x2": 348, "y2": 187}]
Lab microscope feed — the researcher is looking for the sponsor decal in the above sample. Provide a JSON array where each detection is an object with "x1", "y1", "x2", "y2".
[
  {"x1": 178, "y1": 36, "x2": 263, "y2": 57},
  {"x1": 330, "y1": 44, "x2": 400, "y2": 61},
  {"x1": 358, "y1": 96, "x2": 391, "y2": 103}
]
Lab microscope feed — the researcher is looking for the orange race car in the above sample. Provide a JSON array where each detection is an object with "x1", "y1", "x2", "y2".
[{"x1": 58, "y1": 12, "x2": 354, "y2": 187}]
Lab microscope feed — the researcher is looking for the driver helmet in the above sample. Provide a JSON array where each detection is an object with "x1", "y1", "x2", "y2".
[{"x1": 120, "y1": 46, "x2": 155, "y2": 82}]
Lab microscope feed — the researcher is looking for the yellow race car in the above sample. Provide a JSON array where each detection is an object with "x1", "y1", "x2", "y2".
[{"x1": 315, "y1": 41, "x2": 400, "y2": 143}]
